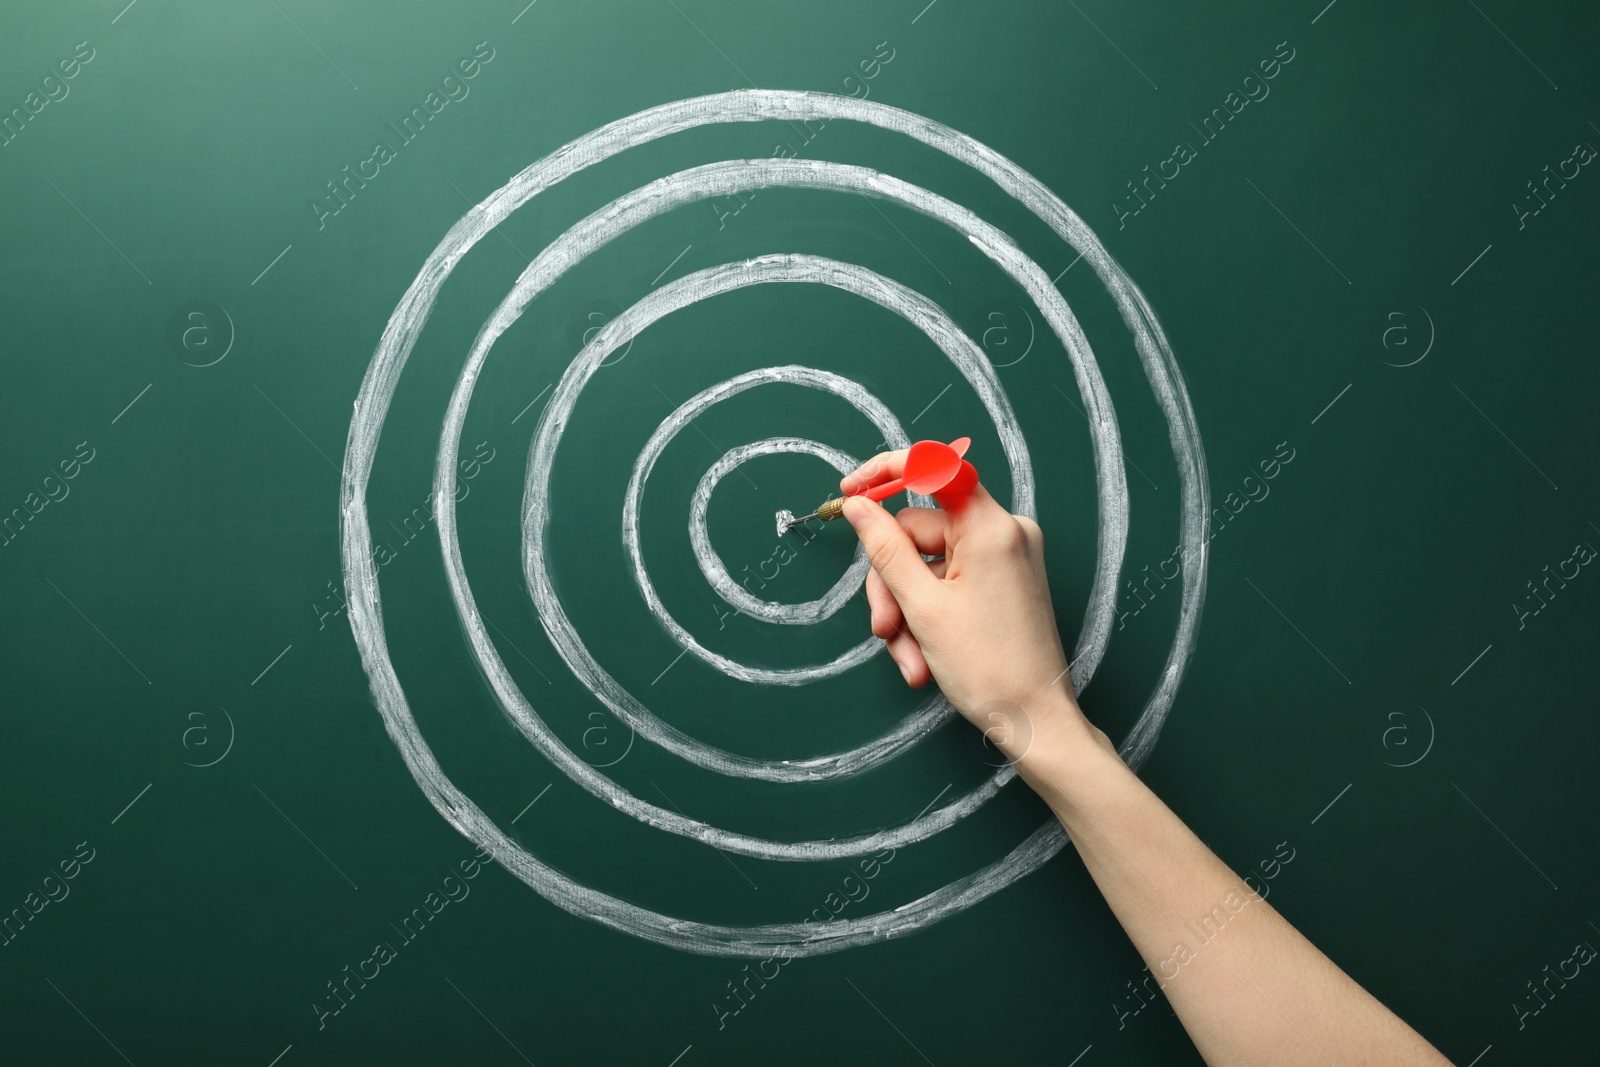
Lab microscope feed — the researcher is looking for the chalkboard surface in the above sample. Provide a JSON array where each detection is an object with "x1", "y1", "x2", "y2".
[{"x1": 2, "y1": 1, "x2": 1597, "y2": 1063}]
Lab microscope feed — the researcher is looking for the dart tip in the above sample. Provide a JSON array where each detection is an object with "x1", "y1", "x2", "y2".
[
  {"x1": 780, "y1": 496, "x2": 846, "y2": 534},
  {"x1": 778, "y1": 508, "x2": 819, "y2": 534}
]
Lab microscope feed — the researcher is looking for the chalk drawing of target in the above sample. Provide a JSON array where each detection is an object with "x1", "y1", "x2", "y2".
[{"x1": 341, "y1": 90, "x2": 1210, "y2": 958}]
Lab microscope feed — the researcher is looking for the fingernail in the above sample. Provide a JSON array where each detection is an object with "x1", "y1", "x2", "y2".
[
  {"x1": 897, "y1": 663, "x2": 911, "y2": 684},
  {"x1": 841, "y1": 496, "x2": 869, "y2": 527}
]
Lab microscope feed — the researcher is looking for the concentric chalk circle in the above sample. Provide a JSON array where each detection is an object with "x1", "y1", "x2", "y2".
[
  {"x1": 627, "y1": 364, "x2": 905, "y2": 678},
  {"x1": 688, "y1": 435, "x2": 867, "y2": 627},
  {"x1": 341, "y1": 89, "x2": 1210, "y2": 958}
]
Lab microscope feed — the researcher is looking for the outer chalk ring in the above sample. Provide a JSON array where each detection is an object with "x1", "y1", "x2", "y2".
[
  {"x1": 686, "y1": 436, "x2": 868, "y2": 627},
  {"x1": 344, "y1": 90, "x2": 1211, "y2": 958}
]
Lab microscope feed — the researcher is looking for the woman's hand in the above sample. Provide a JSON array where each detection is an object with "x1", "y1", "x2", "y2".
[
  {"x1": 840, "y1": 451, "x2": 1452, "y2": 1067},
  {"x1": 839, "y1": 450, "x2": 1093, "y2": 760}
]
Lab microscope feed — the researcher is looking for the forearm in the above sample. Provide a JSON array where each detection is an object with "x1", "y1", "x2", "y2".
[
  {"x1": 1015, "y1": 691, "x2": 1450, "y2": 1067},
  {"x1": 835, "y1": 463, "x2": 1446, "y2": 1062}
]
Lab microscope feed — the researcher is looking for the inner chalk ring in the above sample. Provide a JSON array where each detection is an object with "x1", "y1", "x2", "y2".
[
  {"x1": 688, "y1": 436, "x2": 867, "y2": 626},
  {"x1": 637, "y1": 377, "x2": 901, "y2": 673},
  {"x1": 345, "y1": 90, "x2": 1210, "y2": 958}
]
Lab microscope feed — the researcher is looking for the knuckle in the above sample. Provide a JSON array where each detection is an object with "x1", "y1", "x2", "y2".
[
  {"x1": 988, "y1": 517, "x2": 1029, "y2": 554},
  {"x1": 1015, "y1": 515, "x2": 1045, "y2": 549},
  {"x1": 865, "y1": 535, "x2": 901, "y2": 575}
]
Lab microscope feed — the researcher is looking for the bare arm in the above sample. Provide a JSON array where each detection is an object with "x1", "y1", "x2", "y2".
[{"x1": 838, "y1": 453, "x2": 1452, "y2": 1067}]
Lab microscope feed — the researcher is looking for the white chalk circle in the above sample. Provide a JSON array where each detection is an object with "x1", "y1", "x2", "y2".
[
  {"x1": 342, "y1": 90, "x2": 1211, "y2": 957},
  {"x1": 628, "y1": 367, "x2": 906, "y2": 680},
  {"x1": 454, "y1": 266, "x2": 1030, "y2": 831},
  {"x1": 608, "y1": 255, "x2": 1041, "y2": 686},
  {"x1": 688, "y1": 435, "x2": 868, "y2": 627}
]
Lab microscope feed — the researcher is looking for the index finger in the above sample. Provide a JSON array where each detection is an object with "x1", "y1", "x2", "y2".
[{"x1": 840, "y1": 448, "x2": 908, "y2": 496}]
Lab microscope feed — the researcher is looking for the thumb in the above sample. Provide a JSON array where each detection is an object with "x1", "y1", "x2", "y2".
[{"x1": 841, "y1": 496, "x2": 938, "y2": 610}]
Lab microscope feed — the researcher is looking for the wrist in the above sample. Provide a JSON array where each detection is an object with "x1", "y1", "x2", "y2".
[{"x1": 1008, "y1": 688, "x2": 1128, "y2": 812}]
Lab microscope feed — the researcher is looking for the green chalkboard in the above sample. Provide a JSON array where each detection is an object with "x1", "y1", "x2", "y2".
[{"x1": 2, "y1": 0, "x2": 1596, "y2": 1063}]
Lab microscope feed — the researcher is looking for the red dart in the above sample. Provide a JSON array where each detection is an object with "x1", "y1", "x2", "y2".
[
  {"x1": 783, "y1": 437, "x2": 977, "y2": 529},
  {"x1": 857, "y1": 438, "x2": 965, "y2": 501}
]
